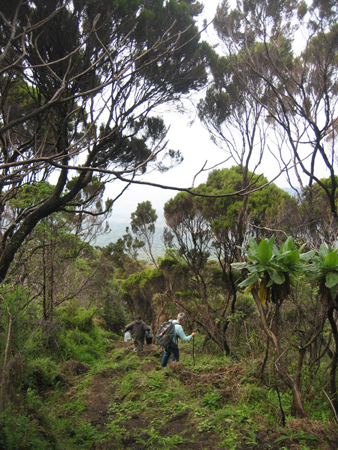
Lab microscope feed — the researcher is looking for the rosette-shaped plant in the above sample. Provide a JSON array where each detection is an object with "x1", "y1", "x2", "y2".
[
  {"x1": 232, "y1": 236, "x2": 314, "y2": 304},
  {"x1": 306, "y1": 243, "x2": 338, "y2": 309}
]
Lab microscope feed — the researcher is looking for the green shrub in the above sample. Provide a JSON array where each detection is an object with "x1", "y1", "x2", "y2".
[
  {"x1": 201, "y1": 391, "x2": 222, "y2": 410},
  {"x1": 0, "y1": 404, "x2": 53, "y2": 450},
  {"x1": 103, "y1": 293, "x2": 127, "y2": 334},
  {"x1": 56, "y1": 307, "x2": 96, "y2": 333},
  {"x1": 60, "y1": 417, "x2": 102, "y2": 449},
  {"x1": 24, "y1": 321, "x2": 63, "y2": 359},
  {"x1": 25, "y1": 357, "x2": 62, "y2": 391},
  {"x1": 57, "y1": 328, "x2": 105, "y2": 364}
]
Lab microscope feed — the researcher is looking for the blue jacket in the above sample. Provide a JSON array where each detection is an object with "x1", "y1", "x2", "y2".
[{"x1": 172, "y1": 319, "x2": 193, "y2": 345}]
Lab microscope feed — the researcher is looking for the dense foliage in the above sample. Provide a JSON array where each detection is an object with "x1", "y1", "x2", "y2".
[
  {"x1": 0, "y1": 0, "x2": 209, "y2": 284},
  {"x1": 1, "y1": 1, "x2": 338, "y2": 448}
]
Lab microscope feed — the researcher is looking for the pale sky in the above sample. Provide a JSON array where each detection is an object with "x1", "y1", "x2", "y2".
[
  {"x1": 106, "y1": 0, "x2": 287, "y2": 222},
  {"x1": 107, "y1": 1, "x2": 223, "y2": 221}
]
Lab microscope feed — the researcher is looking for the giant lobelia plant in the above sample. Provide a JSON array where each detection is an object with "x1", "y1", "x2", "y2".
[
  {"x1": 232, "y1": 235, "x2": 314, "y2": 418},
  {"x1": 306, "y1": 243, "x2": 338, "y2": 308},
  {"x1": 232, "y1": 236, "x2": 314, "y2": 304},
  {"x1": 305, "y1": 243, "x2": 338, "y2": 416}
]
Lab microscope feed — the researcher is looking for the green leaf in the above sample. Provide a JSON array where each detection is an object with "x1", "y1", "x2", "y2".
[
  {"x1": 281, "y1": 250, "x2": 300, "y2": 265},
  {"x1": 272, "y1": 244, "x2": 279, "y2": 255},
  {"x1": 300, "y1": 250, "x2": 315, "y2": 261},
  {"x1": 305, "y1": 268, "x2": 319, "y2": 280},
  {"x1": 231, "y1": 262, "x2": 248, "y2": 270},
  {"x1": 257, "y1": 239, "x2": 272, "y2": 265},
  {"x1": 324, "y1": 252, "x2": 338, "y2": 269},
  {"x1": 247, "y1": 254, "x2": 260, "y2": 263},
  {"x1": 298, "y1": 243, "x2": 306, "y2": 253},
  {"x1": 325, "y1": 272, "x2": 338, "y2": 289},
  {"x1": 248, "y1": 264, "x2": 268, "y2": 273},
  {"x1": 318, "y1": 243, "x2": 330, "y2": 259},
  {"x1": 238, "y1": 272, "x2": 260, "y2": 288},
  {"x1": 267, "y1": 268, "x2": 285, "y2": 284},
  {"x1": 293, "y1": 264, "x2": 310, "y2": 274},
  {"x1": 282, "y1": 236, "x2": 295, "y2": 252},
  {"x1": 248, "y1": 236, "x2": 259, "y2": 256}
]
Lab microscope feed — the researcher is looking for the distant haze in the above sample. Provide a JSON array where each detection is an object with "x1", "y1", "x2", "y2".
[{"x1": 95, "y1": 187, "x2": 299, "y2": 254}]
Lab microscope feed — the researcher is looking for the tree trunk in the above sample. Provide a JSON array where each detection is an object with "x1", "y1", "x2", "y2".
[
  {"x1": 251, "y1": 288, "x2": 307, "y2": 418},
  {"x1": 0, "y1": 309, "x2": 13, "y2": 410},
  {"x1": 291, "y1": 348, "x2": 306, "y2": 416},
  {"x1": 327, "y1": 307, "x2": 338, "y2": 416}
]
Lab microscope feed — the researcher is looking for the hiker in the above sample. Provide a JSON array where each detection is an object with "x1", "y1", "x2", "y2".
[
  {"x1": 124, "y1": 315, "x2": 151, "y2": 353},
  {"x1": 160, "y1": 312, "x2": 195, "y2": 367}
]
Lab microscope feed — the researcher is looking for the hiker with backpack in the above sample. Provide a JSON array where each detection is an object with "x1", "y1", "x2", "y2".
[
  {"x1": 124, "y1": 315, "x2": 151, "y2": 353},
  {"x1": 157, "y1": 312, "x2": 196, "y2": 367}
]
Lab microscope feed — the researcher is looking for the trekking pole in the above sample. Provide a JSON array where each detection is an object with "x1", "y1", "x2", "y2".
[{"x1": 192, "y1": 335, "x2": 195, "y2": 366}]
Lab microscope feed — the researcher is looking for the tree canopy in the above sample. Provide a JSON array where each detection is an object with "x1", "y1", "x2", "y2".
[
  {"x1": 202, "y1": 0, "x2": 338, "y2": 220},
  {"x1": 0, "y1": 0, "x2": 209, "y2": 284}
]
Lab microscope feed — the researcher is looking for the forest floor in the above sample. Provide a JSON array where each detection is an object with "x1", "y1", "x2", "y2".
[{"x1": 59, "y1": 340, "x2": 338, "y2": 450}]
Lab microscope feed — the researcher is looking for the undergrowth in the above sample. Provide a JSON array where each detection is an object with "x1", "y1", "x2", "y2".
[{"x1": 1, "y1": 321, "x2": 338, "y2": 450}]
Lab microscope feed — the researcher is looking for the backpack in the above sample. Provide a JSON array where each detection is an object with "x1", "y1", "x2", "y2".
[{"x1": 155, "y1": 320, "x2": 177, "y2": 347}]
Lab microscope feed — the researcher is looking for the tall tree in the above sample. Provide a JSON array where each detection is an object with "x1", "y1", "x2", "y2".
[
  {"x1": 2, "y1": 180, "x2": 107, "y2": 323},
  {"x1": 232, "y1": 236, "x2": 338, "y2": 418},
  {"x1": 232, "y1": 236, "x2": 314, "y2": 417},
  {"x1": 0, "y1": 0, "x2": 209, "y2": 287},
  {"x1": 211, "y1": 0, "x2": 338, "y2": 220},
  {"x1": 299, "y1": 177, "x2": 338, "y2": 248},
  {"x1": 163, "y1": 167, "x2": 297, "y2": 354},
  {"x1": 130, "y1": 201, "x2": 158, "y2": 267}
]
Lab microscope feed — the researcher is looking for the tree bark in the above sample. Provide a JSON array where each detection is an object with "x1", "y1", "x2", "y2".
[
  {"x1": 251, "y1": 288, "x2": 307, "y2": 418},
  {"x1": 327, "y1": 307, "x2": 338, "y2": 416},
  {"x1": 0, "y1": 309, "x2": 13, "y2": 410}
]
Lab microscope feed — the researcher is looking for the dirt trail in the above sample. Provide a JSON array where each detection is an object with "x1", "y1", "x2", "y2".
[
  {"x1": 80, "y1": 344, "x2": 225, "y2": 449},
  {"x1": 79, "y1": 343, "x2": 338, "y2": 450}
]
